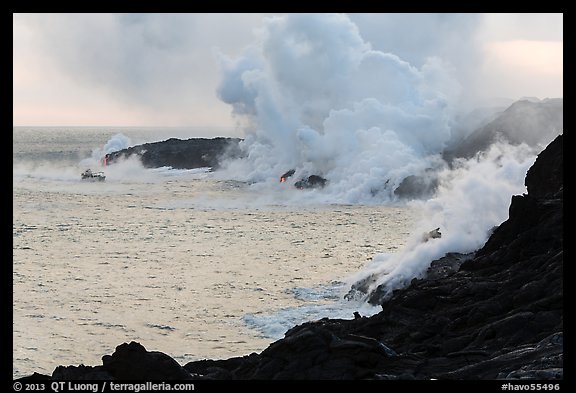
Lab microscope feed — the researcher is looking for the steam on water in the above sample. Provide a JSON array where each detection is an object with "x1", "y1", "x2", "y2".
[
  {"x1": 214, "y1": 13, "x2": 557, "y2": 297},
  {"x1": 12, "y1": 14, "x2": 562, "y2": 379},
  {"x1": 216, "y1": 13, "x2": 461, "y2": 202}
]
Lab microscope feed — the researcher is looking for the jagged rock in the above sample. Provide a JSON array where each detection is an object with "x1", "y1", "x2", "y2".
[
  {"x1": 525, "y1": 131, "x2": 563, "y2": 200},
  {"x1": 394, "y1": 172, "x2": 439, "y2": 199},
  {"x1": 106, "y1": 137, "x2": 243, "y2": 169},
  {"x1": 183, "y1": 354, "x2": 259, "y2": 380},
  {"x1": 421, "y1": 252, "x2": 473, "y2": 281},
  {"x1": 52, "y1": 364, "x2": 112, "y2": 380},
  {"x1": 294, "y1": 175, "x2": 327, "y2": 189},
  {"x1": 421, "y1": 227, "x2": 442, "y2": 242},
  {"x1": 229, "y1": 319, "x2": 403, "y2": 379},
  {"x1": 189, "y1": 134, "x2": 562, "y2": 380},
  {"x1": 440, "y1": 332, "x2": 563, "y2": 379},
  {"x1": 14, "y1": 372, "x2": 52, "y2": 381},
  {"x1": 347, "y1": 251, "x2": 473, "y2": 305},
  {"x1": 280, "y1": 169, "x2": 296, "y2": 182},
  {"x1": 101, "y1": 342, "x2": 192, "y2": 380},
  {"x1": 21, "y1": 135, "x2": 562, "y2": 380}
]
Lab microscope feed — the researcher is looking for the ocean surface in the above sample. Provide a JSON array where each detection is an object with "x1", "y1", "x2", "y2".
[{"x1": 13, "y1": 127, "x2": 418, "y2": 378}]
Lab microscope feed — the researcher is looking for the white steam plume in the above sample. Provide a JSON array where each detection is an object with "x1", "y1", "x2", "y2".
[
  {"x1": 215, "y1": 13, "x2": 547, "y2": 297},
  {"x1": 345, "y1": 141, "x2": 538, "y2": 299},
  {"x1": 216, "y1": 13, "x2": 461, "y2": 203},
  {"x1": 79, "y1": 133, "x2": 132, "y2": 168}
]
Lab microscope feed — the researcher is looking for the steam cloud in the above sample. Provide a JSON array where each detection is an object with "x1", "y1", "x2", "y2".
[
  {"x1": 216, "y1": 13, "x2": 463, "y2": 202},
  {"x1": 345, "y1": 142, "x2": 537, "y2": 298},
  {"x1": 79, "y1": 133, "x2": 132, "y2": 168},
  {"x1": 215, "y1": 13, "x2": 554, "y2": 297}
]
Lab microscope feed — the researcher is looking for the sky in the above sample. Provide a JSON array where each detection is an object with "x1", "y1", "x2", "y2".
[{"x1": 13, "y1": 13, "x2": 563, "y2": 131}]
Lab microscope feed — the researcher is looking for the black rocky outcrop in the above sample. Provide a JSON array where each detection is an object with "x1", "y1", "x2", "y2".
[
  {"x1": 280, "y1": 170, "x2": 327, "y2": 189},
  {"x1": 47, "y1": 342, "x2": 192, "y2": 380},
  {"x1": 280, "y1": 169, "x2": 296, "y2": 182},
  {"x1": 188, "y1": 134, "x2": 563, "y2": 380},
  {"x1": 106, "y1": 137, "x2": 243, "y2": 169},
  {"x1": 18, "y1": 135, "x2": 562, "y2": 381},
  {"x1": 394, "y1": 172, "x2": 439, "y2": 199},
  {"x1": 294, "y1": 175, "x2": 327, "y2": 189}
]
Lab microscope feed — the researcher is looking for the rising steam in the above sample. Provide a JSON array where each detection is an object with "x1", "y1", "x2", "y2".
[
  {"x1": 216, "y1": 14, "x2": 466, "y2": 203},
  {"x1": 344, "y1": 141, "x2": 538, "y2": 299},
  {"x1": 215, "y1": 13, "x2": 558, "y2": 298}
]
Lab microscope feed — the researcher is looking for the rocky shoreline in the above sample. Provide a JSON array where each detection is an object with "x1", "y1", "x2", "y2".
[
  {"x1": 101, "y1": 99, "x2": 562, "y2": 201},
  {"x1": 105, "y1": 137, "x2": 244, "y2": 169},
  {"x1": 18, "y1": 134, "x2": 562, "y2": 381}
]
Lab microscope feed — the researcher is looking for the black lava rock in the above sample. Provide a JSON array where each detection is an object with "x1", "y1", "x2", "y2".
[
  {"x1": 100, "y1": 342, "x2": 192, "y2": 380},
  {"x1": 106, "y1": 137, "x2": 243, "y2": 169},
  {"x1": 22, "y1": 135, "x2": 563, "y2": 381},
  {"x1": 295, "y1": 175, "x2": 327, "y2": 189}
]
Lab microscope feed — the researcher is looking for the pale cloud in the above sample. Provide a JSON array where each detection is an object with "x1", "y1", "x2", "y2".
[
  {"x1": 13, "y1": 13, "x2": 563, "y2": 128},
  {"x1": 469, "y1": 13, "x2": 563, "y2": 102},
  {"x1": 13, "y1": 13, "x2": 270, "y2": 128}
]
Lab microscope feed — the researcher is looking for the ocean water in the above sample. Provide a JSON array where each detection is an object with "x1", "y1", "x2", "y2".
[{"x1": 12, "y1": 127, "x2": 417, "y2": 378}]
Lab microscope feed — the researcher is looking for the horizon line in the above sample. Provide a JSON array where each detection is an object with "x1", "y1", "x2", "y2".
[{"x1": 13, "y1": 125, "x2": 237, "y2": 129}]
